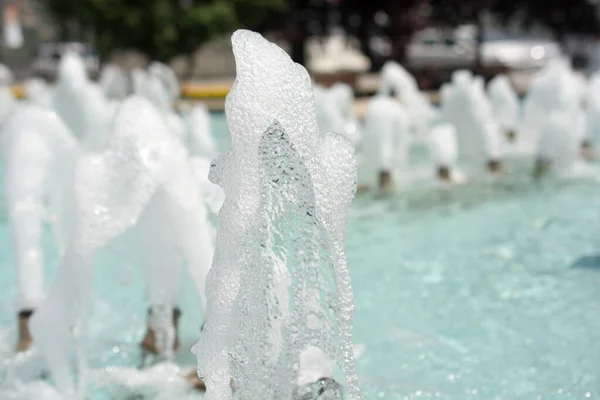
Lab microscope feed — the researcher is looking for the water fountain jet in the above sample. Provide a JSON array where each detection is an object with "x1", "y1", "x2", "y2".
[
  {"x1": 359, "y1": 93, "x2": 410, "y2": 193},
  {"x1": 2, "y1": 105, "x2": 79, "y2": 353},
  {"x1": 29, "y1": 97, "x2": 214, "y2": 397},
  {"x1": 192, "y1": 29, "x2": 362, "y2": 400}
]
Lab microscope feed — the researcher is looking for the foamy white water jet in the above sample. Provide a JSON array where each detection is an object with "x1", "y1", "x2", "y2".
[
  {"x1": 428, "y1": 119, "x2": 466, "y2": 184},
  {"x1": 30, "y1": 97, "x2": 214, "y2": 397},
  {"x1": 0, "y1": 81, "x2": 16, "y2": 126},
  {"x1": 133, "y1": 66, "x2": 185, "y2": 140},
  {"x1": 487, "y1": 74, "x2": 519, "y2": 136},
  {"x1": 99, "y1": 64, "x2": 129, "y2": 100},
  {"x1": 314, "y1": 83, "x2": 361, "y2": 146},
  {"x1": 0, "y1": 63, "x2": 13, "y2": 85},
  {"x1": 379, "y1": 61, "x2": 435, "y2": 137},
  {"x1": 522, "y1": 59, "x2": 584, "y2": 153},
  {"x1": 536, "y1": 109, "x2": 591, "y2": 178},
  {"x1": 586, "y1": 72, "x2": 600, "y2": 146},
  {"x1": 192, "y1": 30, "x2": 362, "y2": 400},
  {"x1": 440, "y1": 71, "x2": 503, "y2": 174},
  {"x1": 24, "y1": 78, "x2": 52, "y2": 109},
  {"x1": 186, "y1": 104, "x2": 218, "y2": 159},
  {"x1": 359, "y1": 95, "x2": 410, "y2": 191},
  {"x1": 52, "y1": 51, "x2": 116, "y2": 151},
  {"x1": 148, "y1": 62, "x2": 180, "y2": 103},
  {"x1": 2, "y1": 105, "x2": 79, "y2": 311}
]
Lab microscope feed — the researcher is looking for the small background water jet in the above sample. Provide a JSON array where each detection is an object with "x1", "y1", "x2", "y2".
[
  {"x1": 2, "y1": 105, "x2": 79, "y2": 316},
  {"x1": 379, "y1": 61, "x2": 434, "y2": 138},
  {"x1": 314, "y1": 82, "x2": 361, "y2": 147},
  {"x1": 359, "y1": 94, "x2": 410, "y2": 192},
  {"x1": 522, "y1": 59, "x2": 584, "y2": 154},
  {"x1": 440, "y1": 71, "x2": 503, "y2": 175},
  {"x1": 51, "y1": 51, "x2": 116, "y2": 151},
  {"x1": 29, "y1": 97, "x2": 214, "y2": 397}
]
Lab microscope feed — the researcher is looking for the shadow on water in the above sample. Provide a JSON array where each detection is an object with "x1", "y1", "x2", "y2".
[{"x1": 571, "y1": 254, "x2": 600, "y2": 271}]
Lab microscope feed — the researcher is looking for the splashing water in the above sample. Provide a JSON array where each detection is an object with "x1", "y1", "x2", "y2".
[
  {"x1": 379, "y1": 61, "x2": 434, "y2": 137},
  {"x1": 2, "y1": 105, "x2": 79, "y2": 311},
  {"x1": 186, "y1": 105, "x2": 218, "y2": 159},
  {"x1": 440, "y1": 71, "x2": 503, "y2": 172},
  {"x1": 24, "y1": 78, "x2": 53, "y2": 109},
  {"x1": 148, "y1": 62, "x2": 180, "y2": 103},
  {"x1": 29, "y1": 97, "x2": 214, "y2": 397},
  {"x1": 132, "y1": 66, "x2": 186, "y2": 140},
  {"x1": 0, "y1": 63, "x2": 13, "y2": 85},
  {"x1": 359, "y1": 95, "x2": 410, "y2": 191},
  {"x1": 0, "y1": 83, "x2": 16, "y2": 127},
  {"x1": 487, "y1": 74, "x2": 519, "y2": 135},
  {"x1": 314, "y1": 83, "x2": 361, "y2": 147},
  {"x1": 521, "y1": 59, "x2": 584, "y2": 153},
  {"x1": 536, "y1": 110, "x2": 589, "y2": 178},
  {"x1": 51, "y1": 51, "x2": 116, "y2": 151},
  {"x1": 99, "y1": 64, "x2": 129, "y2": 100},
  {"x1": 192, "y1": 30, "x2": 362, "y2": 400}
]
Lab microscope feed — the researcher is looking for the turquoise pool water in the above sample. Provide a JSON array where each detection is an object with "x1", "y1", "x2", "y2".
[{"x1": 1, "y1": 113, "x2": 600, "y2": 399}]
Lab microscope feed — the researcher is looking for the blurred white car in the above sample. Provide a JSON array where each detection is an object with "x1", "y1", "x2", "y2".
[
  {"x1": 407, "y1": 26, "x2": 562, "y2": 70},
  {"x1": 32, "y1": 42, "x2": 100, "y2": 80}
]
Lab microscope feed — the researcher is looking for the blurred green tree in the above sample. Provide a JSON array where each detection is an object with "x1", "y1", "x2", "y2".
[{"x1": 44, "y1": 0, "x2": 287, "y2": 61}]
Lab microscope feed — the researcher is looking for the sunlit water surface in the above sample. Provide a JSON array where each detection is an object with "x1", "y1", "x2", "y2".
[{"x1": 0, "y1": 113, "x2": 599, "y2": 399}]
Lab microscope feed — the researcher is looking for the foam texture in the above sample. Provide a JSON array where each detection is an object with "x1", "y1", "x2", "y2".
[
  {"x1": 99, "y1": 64, "x2": 129, "y2": 100},
  {"x1": 441, "y1": 70, "x2": 503, "y2": 168},
  {"x1": 186, "y1": 104, "x2": 218, "y2": 159},
  {"x1": 30, "y1": 97, "x2": 214, "y2": 396},
  {"x1": 487, "y1": 74, "x2": 519, "y2": 132},
  {"x1": 2, "y1": 105, "x2": 79, "y2": 309},
  {"x1": 379, "y1": 61, "x2": 434, "y2": 137},
  {"x1": 314, "y1": 83, "x2": 361, "y2": 146},
  {"x1": 52, "y1": 51, "x2": 116, "y2": 151},
  {"x1": 192, "y1": 30, "x2": 362, "y2": 400},
  {"x1": 359, "y1": 96, "x2": 410, "y2": 190},
  {"x1": 428, "y1": 122, "x2": 458, "y2": 167},
  {"x1": 24, "y1": 78, "x2": 53, "y2": 108},
  {"x1": 522, "y1": 59, "x2": 584, "y2": 152}
]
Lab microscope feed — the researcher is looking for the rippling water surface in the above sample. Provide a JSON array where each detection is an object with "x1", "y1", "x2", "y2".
[{"x1": 1, "y1": 113, "x2": 599, "y2": 399}]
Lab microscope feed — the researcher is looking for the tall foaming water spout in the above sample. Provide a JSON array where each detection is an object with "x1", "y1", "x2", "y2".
[{"x1": 192, "y1": 30, "x2": 362, "y2": 400}]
